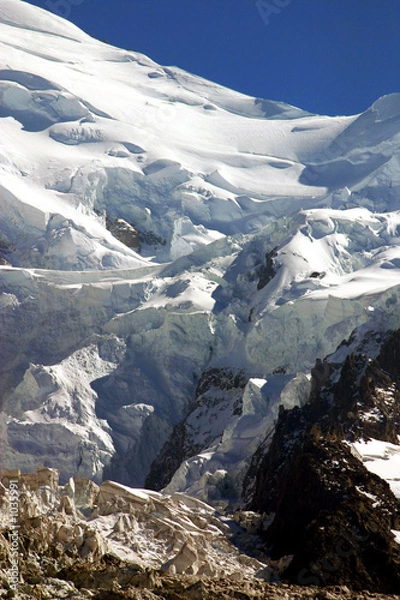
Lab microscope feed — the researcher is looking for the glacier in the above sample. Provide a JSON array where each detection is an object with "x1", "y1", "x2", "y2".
[{"x1": 1, "y1": 0, "x2": 400, "y2": 506}]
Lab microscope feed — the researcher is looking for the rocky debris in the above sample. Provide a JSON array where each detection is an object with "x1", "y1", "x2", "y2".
[
  {"x1": 248, "y1": 329, "x2": 400, "y2": 593},
  {"x1": 1, "y1": 571, "x2": 400, "y2": 599},
  {"x1": 93, "y1": 480, "x2": 266, "y2": 577},
  {"x1": 0, "y1": 468, "x2": 400, "y2": 598},
  {"x1": 0, "y1": 468, "x2": 265, "y2": 596}
]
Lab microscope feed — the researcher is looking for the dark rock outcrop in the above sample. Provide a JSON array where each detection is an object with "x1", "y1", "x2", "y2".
[
  {"x1": 248, "y1": 329, "x2": 400, "y2": 593},
  {"x1": 257, "y1": 247, "x2": 278, "y2": 290},
  {"x1": 106, "y1": 216, "x2": 141, "y2": 251}
]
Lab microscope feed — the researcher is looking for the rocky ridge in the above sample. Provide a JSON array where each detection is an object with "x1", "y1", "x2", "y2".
[{"x1": 248, "y1": 328, "x2": 400, "y2": 593}]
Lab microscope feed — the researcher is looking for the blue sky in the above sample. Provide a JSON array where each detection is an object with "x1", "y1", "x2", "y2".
[{"x1": 26, "y1": 0, "x2": 400, "y2": 117}]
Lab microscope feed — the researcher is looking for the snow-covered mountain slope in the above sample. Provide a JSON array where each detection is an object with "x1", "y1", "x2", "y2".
[{"x1": 1, "y1": 0, "x2": 400, "y2": 509}]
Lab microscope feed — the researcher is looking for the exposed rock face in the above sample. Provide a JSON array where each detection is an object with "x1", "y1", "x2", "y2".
[
  {"x1": 145, "y1": 419, "x2": 192, "y2": 493},
  {"x1": 146, "y1": 368, "x2": 248, "y2": 492},
  {"x1": 0, "y1": 236, "x2": 13, "y2": 266},
  {"x1": 257, "y1": 247, "x2": 278, "y2": 290},
  {"x1": 249, "y1": 329, "x2": 400, "y2": 593},
  {"x1": 106, "y1": 216, "x2": 141, "y2": 251}
]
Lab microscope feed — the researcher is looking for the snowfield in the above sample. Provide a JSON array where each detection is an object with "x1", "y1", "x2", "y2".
[
  {"x1": 1, "y1": 0, "x2": 400, "y2": 504},
  {"x1": 352, "y1": 439, "x2": 400, "y2": 499}
]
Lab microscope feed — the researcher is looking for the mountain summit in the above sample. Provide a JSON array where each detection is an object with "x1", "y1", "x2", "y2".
[{"x1": 0, "y1": 1, "x2": 400, "y2": 591}]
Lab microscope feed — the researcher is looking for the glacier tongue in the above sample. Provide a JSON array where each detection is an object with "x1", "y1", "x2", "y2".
[{"x1": 1, "y1": 0, "x2": 400, "y2": 503}]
